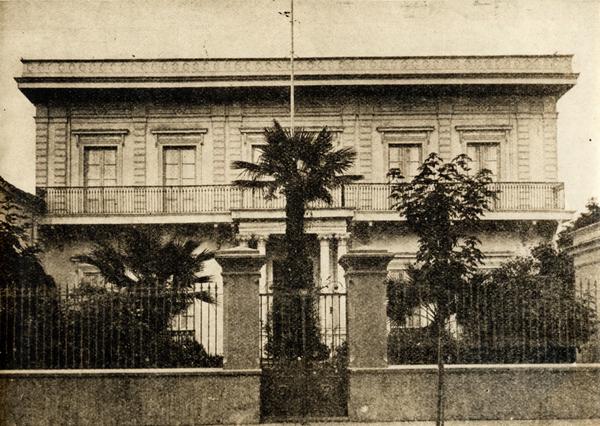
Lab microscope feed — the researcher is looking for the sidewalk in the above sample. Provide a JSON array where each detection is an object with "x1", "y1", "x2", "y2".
[{"x1": 260, "y1": 421, "x2": 600, "y2": 426}]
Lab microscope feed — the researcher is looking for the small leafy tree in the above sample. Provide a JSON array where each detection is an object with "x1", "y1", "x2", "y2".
[
  {"x1": 0, "y1": 193, "x2": 56, "y2": 368},
  {"x1": 0, "y1": 194, "x2": 54, "y2": 289},
  {"x1": 389, "y1": 153, "x2": 497, "y2": 426},
  {"x1": 232, "y1": 120, "x2": 360, "y2": 359}
]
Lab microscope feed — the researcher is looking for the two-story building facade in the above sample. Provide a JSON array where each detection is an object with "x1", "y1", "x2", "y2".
[{"x1": 16, "y1": 55, "x2": 576, "y2": 295}]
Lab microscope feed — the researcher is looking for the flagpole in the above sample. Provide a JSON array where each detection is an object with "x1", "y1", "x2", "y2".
[{"x1": 289, "y1": 0, "x2": 295, "y2": 137}]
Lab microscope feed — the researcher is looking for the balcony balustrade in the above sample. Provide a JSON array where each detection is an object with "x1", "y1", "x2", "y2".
[{"x1": 38, "y1": 182, "x2": 565, "y2": 217}]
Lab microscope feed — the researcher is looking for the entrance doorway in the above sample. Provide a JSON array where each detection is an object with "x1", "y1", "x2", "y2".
[{"x1": 259, "y1": 283, "x2": 348, "y2": 420}]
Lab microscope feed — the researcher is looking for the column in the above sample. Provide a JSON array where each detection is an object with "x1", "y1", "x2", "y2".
[
  {"x1": 256, "y1": 235, "x2": 268, "y2": 293},
  {"x1": 216, "y1": 245, "x2": 265, "y2": 370},
  {"x1": 319, "y1": 234, "x2": 331, "y2": 289},
  {"x1": 339, "y1": 248, "x2": 394, "y2": 368},
  {"x1": 336, "y1": 233, "x2": 350, "y2": 290},
  {"x1": 236, "y1": 234, "x2": 251, "y2": 247}
]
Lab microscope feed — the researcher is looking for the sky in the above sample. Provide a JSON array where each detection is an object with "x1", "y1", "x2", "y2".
[{"x1": 0, "y1": 0, "x2": 598, "y2": 212}]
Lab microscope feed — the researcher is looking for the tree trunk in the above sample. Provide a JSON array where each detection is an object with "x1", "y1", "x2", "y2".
[
  {"x1": 284, "y1": 192, "x2": 310, "y2": 289},
  {"x1": 436, "y1": 313, "x2": 445, "y2": 426},
  {"x1": 270, "y1": 191, "x2": 323, "y2": 360}
]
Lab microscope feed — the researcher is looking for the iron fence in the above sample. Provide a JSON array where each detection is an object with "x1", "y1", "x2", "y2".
[
  {"x1": 387, "y1": 278, "x2": 599, "y2": 364},
  {"x1": 259, "y1": 288, "x2": 347, "y2": 364},
  {"x1": 0, "y1": 282, "x2": 222, "y2": 369}
]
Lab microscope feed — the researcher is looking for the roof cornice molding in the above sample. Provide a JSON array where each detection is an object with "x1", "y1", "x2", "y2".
[
  {"x1": 18, "y1": 55, "x2": 575, "y2": 78},
  {"x1": 16, "y1": 56, "x2": 577, "y2": 95}
]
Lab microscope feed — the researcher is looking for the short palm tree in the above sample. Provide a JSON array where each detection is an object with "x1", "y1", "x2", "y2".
[
  {"x1": 232, "y1": 120, "x2": 360, "y2": 358},
  {"x1": 75, "y1": 226, "x2": 213, "y2": 295},
  {"x1": 72, "y1": 227, "x2": 217, "y2": 367}
]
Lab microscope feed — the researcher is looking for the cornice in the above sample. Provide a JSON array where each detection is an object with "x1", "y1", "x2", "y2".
[
  {"x1": 455, "y1": 125, "x2": 513, "y2": 132},
  {"x1": 376, "y1": 126, "x2": 435, "y2": 133},
  {"x1": 16, "y1": 56, "x2": 577, "y2": 95},
  {"x1": 239, "y1": 126, "x2": 343, "y2": 134},
  {"x1": 20, "y1": 56, "x2": 575, "y2": 77}
]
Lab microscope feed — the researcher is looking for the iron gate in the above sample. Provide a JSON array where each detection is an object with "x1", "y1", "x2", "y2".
[{"x1": 259, "y1": 286, "x2": 348, "y2": 420}]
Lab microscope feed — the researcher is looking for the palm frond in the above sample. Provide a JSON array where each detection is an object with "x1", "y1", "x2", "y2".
[
  {"x1": 330, "y1": 174, "x2": 363, "y2": 186},
  {"x1": 232, "y1": 179, "x2": 275, "y2": 190}
]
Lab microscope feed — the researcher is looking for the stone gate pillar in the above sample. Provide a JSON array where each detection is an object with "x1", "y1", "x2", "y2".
[
  {"x1": 216, "y1": 246, "x2": 266, "y2": 370},
  {"x1": 339, "y1": 248, "x2": 394, "y2": 368}
]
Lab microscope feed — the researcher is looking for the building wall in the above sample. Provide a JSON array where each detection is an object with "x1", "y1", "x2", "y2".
[
  {"x1": 33, "y1": 90, "x2": 559, "y2": 189},
  {"x1": 38, "y1": 224, "x2": 235, "y2": 290},
  {"x1": 351, "y1": 221, "x2": 554, "y2": 271},
  {"x1": 570, "y1": 222, "x2": 600, "y2": 359},
  {"x1": 572, "y1": 222, "x2": 600, "y2": 283}
]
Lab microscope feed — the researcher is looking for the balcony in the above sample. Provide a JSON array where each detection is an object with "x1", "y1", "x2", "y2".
[{"x1": 37, "y1": 182, "x2": 567, "y2": 224}]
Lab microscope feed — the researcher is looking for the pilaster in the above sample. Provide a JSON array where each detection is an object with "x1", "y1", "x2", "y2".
[
  {"x1": 339, "y1": 248, "x2": 394, "y2": 368},
  {"x1": 216, "y1": 246, "x2": 266, "y2": 370}
]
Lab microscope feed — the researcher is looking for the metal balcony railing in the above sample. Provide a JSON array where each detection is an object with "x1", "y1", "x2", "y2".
[{"x1": 38, "y1": 182, "x2": 565, "y2": 217}]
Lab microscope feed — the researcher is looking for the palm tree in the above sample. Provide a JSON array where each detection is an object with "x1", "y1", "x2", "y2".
[
  {"x1": 72, "y1": 226, "x2": 217, "y2": 367},
  {"x1": 232, "y1": 120, "x2": 360, "y2": 359},
  {"x1": 75, "y1": 226, "x2": 213, "y2": 295}
]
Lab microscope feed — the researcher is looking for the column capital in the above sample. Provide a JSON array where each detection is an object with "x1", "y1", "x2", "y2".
[
  {"x1": 216, "y1": 246, "x2": 265, "y2": 275},
  {"x1": 255, "y1": 234, "x2": 269, "y2": 243},
  {"x1": 318, "y1": 233, "x2": 334, "y2": 242},
  {"x1": 235, "y1": 234, "x2": 252, "y2": 246},
  {"x1": 339, "y1": 247, "x2": 394, "y2": 275},
  {"x1": 335, "y1": 233, "x2": 351, "y2": 242}
]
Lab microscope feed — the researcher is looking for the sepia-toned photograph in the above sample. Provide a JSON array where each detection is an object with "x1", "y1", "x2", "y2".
[{"x1": 0, "y1": 1, "x2": 599, "y2": 424}]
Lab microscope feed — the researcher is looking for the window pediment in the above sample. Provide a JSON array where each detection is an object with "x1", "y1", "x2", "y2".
[
  {"x1": 455, "y1": 125, "x2": 511, "y2": 144},
  {"x1": 152, "y1": 129, "x2": 207, "y2": 146}
]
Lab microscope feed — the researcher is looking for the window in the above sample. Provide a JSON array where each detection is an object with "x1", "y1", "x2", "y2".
[
  {"x1": 388, "y1": 144, "x2": 422, "y2": 181},
  {"x1": 84, "y1": 147, "x2": 118, "y2": 187},
  {"x1": 163, "y1": 146, "x2": 196, "y2": 186},
  {"x1": 467, "y1": 143, "x2": 500, "y2": 179},
  {"x1": 456, "y1": 125, "x2": 510, "y2": 181},
  {"x1": 73, "y1": 130, "x2": 127, "y2": 213},
  {"x1": 241, "y1": 127, "x2": 343, "y2": 164},
  {"x1": 162, "y1": 146, "x2": 197, "y2": 212},
  {"x1": 153, "y1": 130, "x2": 205, "y2": 213},
  {"x1": 83, "y1": 146, "x2": 118, "y2": 212},
  {"x1": 251, "y1": 143, "x2": 264, "y2": 164},
  {"x1": 72, "y1": 260, "x2": 106, "y2": 287},
  {"x1": 80, "y1": 270, "x2": 105, "y2": 287},
  {"x1": 378, "y1": 127, "x2": 433, "y2": 182},
  {"x1": 153, "y1": 129, "x2": 205, "y2": 186}
]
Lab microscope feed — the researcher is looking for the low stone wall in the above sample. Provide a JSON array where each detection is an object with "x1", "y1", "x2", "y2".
[
  {"x1": 349, "y1": 364, "x2": 600, "y2": 422},
  {"x1": 0, "y1": 368, "x2": 260, "y2": 425}
]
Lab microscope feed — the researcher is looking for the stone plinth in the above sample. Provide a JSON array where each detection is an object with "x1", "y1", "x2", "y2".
[
  {"x1": 339, "y1": 248, "x2": 394, "y2": 368},
  {"x1": 216, "y1": 246, "x2": 265, "y2": 370}
]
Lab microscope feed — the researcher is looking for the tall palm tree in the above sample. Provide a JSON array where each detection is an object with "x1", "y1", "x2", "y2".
[
  {"x1": 232, "y1": 120, "x2": 360, "y2": 290},
  {"x1": 232, "y1": 120, "x2": 360, "y2": 358}
]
